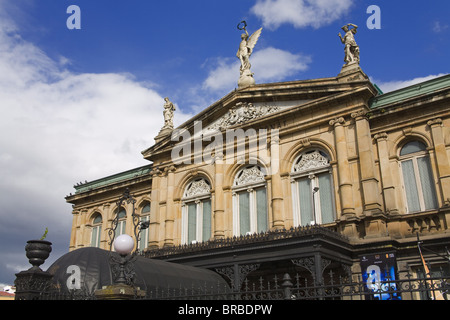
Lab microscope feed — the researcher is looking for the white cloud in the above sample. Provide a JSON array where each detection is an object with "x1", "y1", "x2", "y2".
[
  {"x1": 432, "y1": 21, "x2": 449, "y2": 33},
  {"x1": 250, "y1": 0, "x2": 354, "y2": 30},
  {"x1": 372, "y1": 74, "x2": 449, "y2": 93},
  {"x1": 0, "y1": 5, "x2": 194, "y2": 279},
  {"x1": 203, "y1": 47, "x2": 311, "y2": 92}
]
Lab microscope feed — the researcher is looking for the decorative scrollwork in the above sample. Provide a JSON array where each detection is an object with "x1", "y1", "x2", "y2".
[{"x1": 234, "y1": 166, "x2": 265, "y2": 187}]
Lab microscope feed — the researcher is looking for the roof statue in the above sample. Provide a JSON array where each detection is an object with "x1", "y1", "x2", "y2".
[
  {"x1": 155, "y1": 97, "x2": 176, "y2": 143},
  {"x1": 236, "y1": 21, "x2": 262, "y2": 89},
  {"x1": 162, "y1": 97, "x2": 176, "y2": 130},
  {"x1": 338, "y1": 23, "x2": 360, "y2": 66}
]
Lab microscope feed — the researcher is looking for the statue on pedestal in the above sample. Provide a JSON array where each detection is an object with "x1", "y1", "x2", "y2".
[
  {"x1": 236, "y1": 21, "x2": 262, "y2": 89},
  {"x1": 162, "y1": 97, "x2": 176, "y2": 130},
  {"x1": 155, "y1": 97, "x2": 176, "y2": 143},
  {"x1": 338, "y1": 24, "x2": 360, "y2": 65}
]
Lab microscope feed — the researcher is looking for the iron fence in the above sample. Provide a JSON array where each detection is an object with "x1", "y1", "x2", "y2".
[{"x1": 29, "y1": 269, "x2": 449, "y2": 300}]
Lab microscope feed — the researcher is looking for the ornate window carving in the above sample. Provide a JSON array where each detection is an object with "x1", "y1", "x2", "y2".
[
  {"x1": 184, "y1": 178, "x2": 211, "y2": 198},
  {"x1": 291, "y1": 150, "x2": 335, "y2": 226},
  {"x1": 182, "y1": 178, "x2": 212, "y2": 244},
  {"x1": 293, "y1": 150, "x2": 330, "y2": 174},
  {"x1": 234, "y1": 165, "x2": 265, "y2": 187}
]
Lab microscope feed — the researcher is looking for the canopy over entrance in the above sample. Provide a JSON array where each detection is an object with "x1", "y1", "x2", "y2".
[{"x1": 47, "y1": 247, "x2": 230, "y2": 295}]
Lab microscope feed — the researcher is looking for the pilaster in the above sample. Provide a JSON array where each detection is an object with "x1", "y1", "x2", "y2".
[
  {"x1": 270, "y1": 135, "x2": 284, "y2": 230},
  {"x1": 330, "y1": 117, "x2": 358, "y2": 239},
  {"x1": 428, "y1": 118, "x2": 450, "y2": 206},
  {"x1": 164, "y1": 165, "x2": 176, "y2": 247},
  {"x1": 214, "y1": 152, "x2": 225, "y2": 239}
]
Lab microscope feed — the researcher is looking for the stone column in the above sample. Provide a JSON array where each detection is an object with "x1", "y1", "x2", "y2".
[
  {"x1": 101, "y1": 203, "x2": 111, "y2": 250},
  {"x1": 214, "y1": 152, "x2": 225, "y2": 239},
  {"x1": 69, "y1": 210, "x2": 79, "y2": 250},
  {"x1": 428, "y1": 118, "x2": 450, "y2": 206},
  {"x1": 330, "y1": 117, "x2": 355, "y2": 215},
  {"x1": 329, "y1": 117, "x2": 357, "y2": 238},
  {"x1": 164, "y1": 165, "x2": 176, "y2": 247},
  {"x1": 270, "y1": 134, "x2": 285, "y2": 230},
  {"x1": 352, "y1": 110, "x2": 383, "y2": 213},
  {"x1": 352, "y1": 110, "x2": 387, "y2": 239},
  {"x1": 148, "y1": 168, "x2": 161, "y2": 249}
]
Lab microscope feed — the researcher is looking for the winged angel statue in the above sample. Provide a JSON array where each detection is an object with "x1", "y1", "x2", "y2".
[{"x1": 236, "y1": 21, "x2": 262, "y2": 88}]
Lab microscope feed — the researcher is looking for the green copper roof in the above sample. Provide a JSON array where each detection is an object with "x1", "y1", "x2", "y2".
[
  {"x1": 74, "y1": 164, "x2": 152, "y2": 194},
  {"x1": 370, "y1": 74, "x2": 450, "y2": 109}
]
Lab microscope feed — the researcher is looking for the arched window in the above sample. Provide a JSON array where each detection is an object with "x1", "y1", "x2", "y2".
[
  {"x1": 291, "y1": 150, "x2": 335, "y2": 226},
  {"x1": 232, "y1": 165, "x2": 268, "y2": 236},
  {"x1": 114, "y1": 207, "x2": 127, "y2": 238},
  {"x1": 91, "y1": 213, "x2": 102, "y2": 248},
  {"x1": 400, "y1": 141, "x2": 438, "y2": 213},
  {"x1": 181, "y1": 178, "x2": 212, "y2": 244},
  {"x1": 138, "y1": 201, "x2": 151, "y2": 251}
]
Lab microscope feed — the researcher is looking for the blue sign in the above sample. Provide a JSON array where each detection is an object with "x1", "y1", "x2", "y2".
[{"x1": 360, "y1": 253, "x2": 401, "y2": 300}]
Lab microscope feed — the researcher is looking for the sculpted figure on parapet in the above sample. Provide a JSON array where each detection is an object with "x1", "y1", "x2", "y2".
[
  {"x1": 163, "y1": 97, "x2": 176, "y2": 129},
  {"x1": 236, "y1": 21, "x2": 262, "y2": 88},
  {"x1": 236, "y1": 22, "x2": 262, "y2": 75},
  {"x1": 338, "y1": 23, "x2": 360, "y2": 65}
]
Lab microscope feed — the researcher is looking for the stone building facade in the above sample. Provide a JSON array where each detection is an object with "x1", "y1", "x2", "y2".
[{"x1": 65, "y1": 65, "x2": 450, "y2": 293}]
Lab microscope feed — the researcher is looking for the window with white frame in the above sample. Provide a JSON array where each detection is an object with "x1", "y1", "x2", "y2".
[
  {"x1": 232, "y1": 165, "x2": 268, "y2": 236},
  {"x1": 291, "y1": 150, "x2": 335, "y2": 226},
  {"x1": 91, "y1": 213, "x2": 102, "y2": 248},
  {"x1": 181, "y1": 178, "x2": 212, "y2": 244},
  {"x1": 400, "y1": 141, "x2": 438, "y2": 213},
  {"x1": 114, "y1": 207, "x2": 127, "y2": 238},
  {"x1": 138, "y1": 201, "x2": 150, "y2": 251}
]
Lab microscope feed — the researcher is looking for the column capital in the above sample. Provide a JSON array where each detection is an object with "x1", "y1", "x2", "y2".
[
  {"x1": 374, "y1": 132, "x2": 388, "y2": 141},
  {"x1": 329, "y1": 117, "x2": 345, "y2": 127},
  {"x1": 351, "y1": 109, "x2": 367, "y2": 120},
  {"x1": 427, "y1": 118, "x2": 443, "y2": 127}
]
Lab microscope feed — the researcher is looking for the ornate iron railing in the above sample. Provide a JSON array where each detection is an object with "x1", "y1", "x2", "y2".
[{"x1": 26, "y1": 269, "x2": 448, "y2": 300}]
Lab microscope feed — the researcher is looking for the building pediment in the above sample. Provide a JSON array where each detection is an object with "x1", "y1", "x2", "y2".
[{"x1": 142, "y1": 72, "x2": 376, "y2": 161}]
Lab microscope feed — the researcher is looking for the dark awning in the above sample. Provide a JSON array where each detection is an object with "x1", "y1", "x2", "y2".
[{"x1": 47, "y1": 247, "x2": 230, "y2": 295}]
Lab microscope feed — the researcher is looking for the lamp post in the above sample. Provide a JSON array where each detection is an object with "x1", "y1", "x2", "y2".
[
  {"x1": 106, "y1": 188, "x2": 149, "y2": 285},
  {"x1": 95, "y1": 189, "x2": 148, "y2": 300}
]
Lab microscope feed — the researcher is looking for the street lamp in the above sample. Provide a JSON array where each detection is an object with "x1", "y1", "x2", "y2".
[
  {"x1": 107, "y1": 188, "x2": 149, "y2": 285},
  {"x1": 111, "y1": 234, "x2": 135, "y2": 285}
]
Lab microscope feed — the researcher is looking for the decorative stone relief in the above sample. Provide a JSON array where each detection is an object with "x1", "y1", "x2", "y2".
[
  {"x1": 184, "y1": 179, "x2": 211, "y2": 198},
  {"x1": 293, "y1": 150, "x2": 330, "y2": 173},
  {"x1": 234, "y1": 166, "x2": 265, "y2": 187},
  {"x1": 208, "y1": 102, "x2": 280, "y2": 131}
]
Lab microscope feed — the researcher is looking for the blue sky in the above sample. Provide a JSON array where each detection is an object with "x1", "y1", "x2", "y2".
[{"x1": 0, "y1": 0, "x2": 448, "y2": 287}]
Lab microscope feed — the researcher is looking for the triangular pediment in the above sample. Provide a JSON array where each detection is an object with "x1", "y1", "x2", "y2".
[{"x1": 142, "y1": 70, "x2": 376, "y2": 161}]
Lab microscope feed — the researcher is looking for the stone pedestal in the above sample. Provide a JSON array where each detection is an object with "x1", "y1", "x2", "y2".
[
  {"x1": 337, "y1": 62, "x2": 368, "y2": 82},
  {"x1": 155, "y1": 127, "x2": 173, "y2": 143},
  {"x1": 238, "y1": 70, "x2": 255, "y2": 89},
  {"x1": 14, "y1": 240, "x2": 54, "y2": 300}
]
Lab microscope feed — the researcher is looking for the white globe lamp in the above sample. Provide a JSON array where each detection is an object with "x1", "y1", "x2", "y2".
[{"x1": 113, "y1": 234, "x2": 134, "y2": 255}]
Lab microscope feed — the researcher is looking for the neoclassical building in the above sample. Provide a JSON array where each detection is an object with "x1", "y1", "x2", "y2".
[{"x1": 65, "y1": 39, "x2": 450, "y2": 295}]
